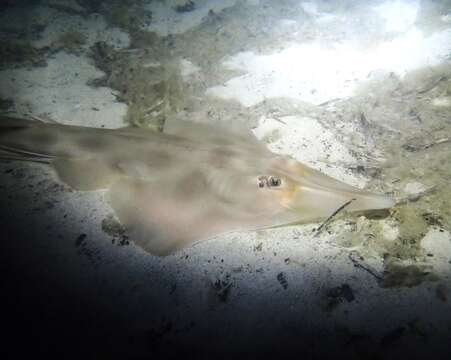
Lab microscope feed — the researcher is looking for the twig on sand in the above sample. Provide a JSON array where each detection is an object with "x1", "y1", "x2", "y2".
[
  {"x1": 314, "y1": 198, "x2": 355, "y2": 237},
  {"x1": 348, "y1": 250, "x2": 383, "y2": 282},
  {"x1": 417, "y1": 76, "x2": 447, "y2": 94},
  {"x1": 272, "y1": 116, "x2": 287, "y2": 125},
  {"x1": 318, "y1": 98, "x2": 342, "y2": 106},
  {"x1": 402, "y1": 137, "x2": 450, "y2": 152}
]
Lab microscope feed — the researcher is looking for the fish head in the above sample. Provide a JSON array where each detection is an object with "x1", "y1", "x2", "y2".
[{"x1": 263, "y1": 157, "x2": 395, "y2": 223}]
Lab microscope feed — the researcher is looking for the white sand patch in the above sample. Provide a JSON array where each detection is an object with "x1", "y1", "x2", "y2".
[
  {"x1": 0, "y1": 52, "x2": 126, "y2": 128},
  {"x1": 373, "y1": 0, "x2": 419, "y2": 33},
  {"x1": 33, "y1": 11, "x2": 130, "y2": 50},
  {"x1": 300, "y1": 2, "x2": 336, "y2": 23},
  {"x1": 421, "y1": 228, "x2": 451, "y2": 274},
  {"x1": 381, "y1": 219, "x2": 399, "y2": 241},
  {"x1": 404, "y1": 182, "x2": 427, "y2": 195},
  {"x1": 315, "y1": 13, "x2": 337, "y2": 24},
  {"x1": 180, "y1": 59, "x2": 200, "y2": 79},
  {"x1": 142, "y1": 0, "x2": 238, "y2": 36},
  {"x1": 252, "y1": 115, "x2": 365, "y2": 187},
  {"x1": 432, "y1": 96, "x2": 451, "y2": 107},
  {"x1": 206, "y1": 28, "x2": 451, "y2": 107},
  {"x1": 300, "y1": 2, "x2": 319, "y2": 16}
]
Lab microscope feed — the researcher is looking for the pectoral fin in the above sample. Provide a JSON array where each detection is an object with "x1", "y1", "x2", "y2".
[
  {"x1": 164, "y1": 118, "x2": 271, "y2": 156},
  {"x1": 107, "y1": 176, "x2": 245, "y2": 256},
  {"x1": 53, "y1": 158, "x2": 119, "y2": 191}
]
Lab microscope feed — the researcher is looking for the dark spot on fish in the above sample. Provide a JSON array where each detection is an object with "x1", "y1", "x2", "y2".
[
  {"x1": 78, "y1": 134, "x2": 107, "y2": 150},
  {"x1": 33, "y1": 131, "x2": 58, "y2": 148},
  {"x1": 209, "y1": 147, "x2": 233, "y2": 168},
  {"x1": 175, "y1": 170, "x2": 208, "y2": 197}
]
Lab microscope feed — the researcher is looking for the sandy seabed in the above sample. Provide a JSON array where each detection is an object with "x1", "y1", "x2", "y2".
[{"x1": 1, "y1": 0, "x2": 451, "y2": 358}]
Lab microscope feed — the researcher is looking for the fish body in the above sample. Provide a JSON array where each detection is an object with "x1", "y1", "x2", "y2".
[{"x1": 0, "y1": 115, "x2": 394, "y2": 255}]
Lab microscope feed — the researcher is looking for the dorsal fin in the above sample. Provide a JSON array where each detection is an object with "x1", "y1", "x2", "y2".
[{"x1": 163, "y1": 118, "x2": 271, "y2": 155}]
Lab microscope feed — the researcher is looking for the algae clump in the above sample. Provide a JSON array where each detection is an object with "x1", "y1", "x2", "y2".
[
  {"x1": 53, "y1": 31, "x2": 87, "y2": 55},
  {"x1": 0, "y1": 40, "x2": 45, "y2": 69}
]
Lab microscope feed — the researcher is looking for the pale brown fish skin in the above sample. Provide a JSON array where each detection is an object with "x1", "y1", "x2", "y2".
[{"x1": 0, "y1": 115, "x2": 394, "y2": 255}]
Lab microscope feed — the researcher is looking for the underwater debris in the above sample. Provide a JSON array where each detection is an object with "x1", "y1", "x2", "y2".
[
  {"x1": 277, "y1": 272, "x2": 288, "y2": 289},
  {"x1": 253, "y1": 241, "x2": 263, "y2": 252},
  {"x1": 88, "y1": 37, "x2": 185, "y2": 131},
  {"x1": 88, "y1": 41, "x2": 118, "y2": 82},
  {"x1": 422, "y1": 212, "x2": 444, "y2": 227},
  {"x1": 360, "y1": 81, "x2": 451, "y2": 286},
  {"x1": 0, "y1": 98, "x2": 14, "y2": 112},
  {"x1": 417, "y1": 75, "x2": 447, "y2": 94},
  {"x1": 0, "y1": 40, "x2": 46, "y2": 69},
  {"x1": 348, "y1": 251, "x2": 383, "y2": 282},
  {"x1": 402, "y1": 137, "x2": 450, "y2": 152},
  {"x1": 121, "y1": 65, "x2": 185, "y2": 130},
  {"x1": 46, "y1": 1, "x2": 87, "y2": 16},
  {"x1": 101, "y1": 213, "x2": 125, "y2": 237},
  {"x1": 348, "y1": 164, "x2": 382, "y2": 178},
  {"x1": 128, "y1": 28, "x2": 167, "y2": 52},
  {"x1": 435, "y1": 283, "x2": 448, "y2": 302},
  {"x1": 323, "y1": 284, "x2": 355, "y2": 312},
  {"x1": 75, "y1": 233, "x2": 87, "y2": 248},
  {"x1": 174, "y1": 0, "x2": 196, "y2": 13},
  {"x1": 210, "y1": 274, "x2": 232, "y2": 302},
  {"x1": 109, "y1": 5, "x2": 137, "y2": 30},
  {"x1": 106, "y1": 2, "x2": 152, "y2": 31},
  {"x1": 51, "y1": 30, "x2": 87, "y2": 55},
  {"x1": 101, "y1": 213, "x2": 130, "y2": 246},
  {"x1": 381, "y1": 262, "x2": 438, "y2": 288}
]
